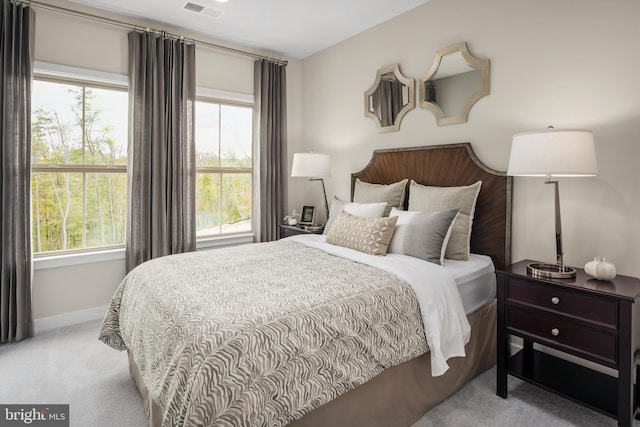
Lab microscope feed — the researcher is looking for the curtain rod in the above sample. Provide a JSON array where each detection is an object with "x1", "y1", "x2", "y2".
[{"x1": 23, "y1": 0, "x2": 288, "y2": 66}]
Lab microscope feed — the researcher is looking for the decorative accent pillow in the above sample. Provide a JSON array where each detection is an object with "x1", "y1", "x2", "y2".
[
  {"x1": 387, "y1": 207, "x2": 459, "y2": 265},
  {"x1": 326, "y1": 210, "x2": 398, "y2": 256},
  {"x1": 353, "y1": 178, "x2": 408, "y2": 216},
  {"x1": 408, "y1": 180, "x2": 482, "y2": 261},
  {"x1": 323, "y1": 197, "x2": 387, "y2": 235}
]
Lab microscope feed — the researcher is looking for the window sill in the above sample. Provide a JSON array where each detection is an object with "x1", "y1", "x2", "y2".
[
  {"x1": 196, "y1": 233, "x2": 255, "y2": 250},
  {"x1": 33, "y1": 234, "x2": 255, "y2": 270},
  {"x1": 33, "y1": 248, "x2": 126, "y2": 270}
]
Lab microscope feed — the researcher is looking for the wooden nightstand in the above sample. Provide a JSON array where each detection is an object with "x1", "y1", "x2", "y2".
[
  {"x1": 496, "y1": 259, "x2": 640, "y2": 427},
  {"x1": 279, "y1": 224, "x2": 324, "y2": 238}
]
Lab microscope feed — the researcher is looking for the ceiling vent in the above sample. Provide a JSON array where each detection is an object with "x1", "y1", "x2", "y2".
[
  {"x1": 183, "y1": 2, "x2": 224, "y2": 19},
  {"x1": 184, "y1": 2, "x2": 204, "y2": 13}
]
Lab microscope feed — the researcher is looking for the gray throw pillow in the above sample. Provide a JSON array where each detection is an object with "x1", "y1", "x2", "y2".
[
  {"x1": 408, "y1": 180, "x2": 482, "y2": 261},
  {"x1": 353, "y1": 178, "x2": 408, "y2": 216},
  {"x1": 387, "y1": 208, "x2": 459, "y2": 265}
]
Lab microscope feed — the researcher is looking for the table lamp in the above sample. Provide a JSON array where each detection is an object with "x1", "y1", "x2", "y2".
[
  {"x1": 507, "y1": 127, "x2": 598, "y2": 278},
  {"x1": 291, "y1": 152, "x2": 331, "y2": 223}
]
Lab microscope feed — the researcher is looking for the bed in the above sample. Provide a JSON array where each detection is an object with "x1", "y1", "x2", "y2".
[{"x1": 99, "y1": 143, "x2": 512, "y2": 427}]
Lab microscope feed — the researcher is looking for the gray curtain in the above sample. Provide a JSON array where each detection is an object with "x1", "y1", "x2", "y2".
[
  {"x1": 126, "y1": 31, "x2": 196, "y2": 272},
  {"x1": 254, "y1": 60, "x2": 287, "y2": 242},
  {"x1": 0, "y1": 0, "x2": 34, "y2": 342}
]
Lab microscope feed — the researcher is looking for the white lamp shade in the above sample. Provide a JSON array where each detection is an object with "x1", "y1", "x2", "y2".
[
  {"x1": 291, "y1": 152, "x2": 331, "y2": 178},
  {"x1": 507, "y1": 129, "x2": 598, "y2": 177}
]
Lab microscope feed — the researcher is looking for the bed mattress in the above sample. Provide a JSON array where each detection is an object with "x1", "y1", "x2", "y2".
[
  {"x1": 289, "y1": 235, "x2": 496, "y2": 315},
  {"x1": 444, "y1": 254, "x2": 496, "y2": 314}
]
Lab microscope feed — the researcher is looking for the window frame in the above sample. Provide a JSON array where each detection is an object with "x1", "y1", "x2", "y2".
[
  {"x1": 194, "y1": 93, "x2": 255, "y2": 240},
  {"x1": 31, "y1": 67, "x2": 129, "y2": 258}
]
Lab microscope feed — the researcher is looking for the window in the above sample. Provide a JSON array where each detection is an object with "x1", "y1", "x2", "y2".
[
  {"x1": 31, "y1": 79, "x2": 128, "y2": 254},
  {"x1": 31, "y1": 77, "x2": 251, "y2": 254},
  {"x1": 195, "y1": 99, "x2": 253, "y2": 237}
]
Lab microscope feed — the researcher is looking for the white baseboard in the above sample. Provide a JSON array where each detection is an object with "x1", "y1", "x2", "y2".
[{"x1": 35, "y1": 305, "x2": 108, "y2": 334}]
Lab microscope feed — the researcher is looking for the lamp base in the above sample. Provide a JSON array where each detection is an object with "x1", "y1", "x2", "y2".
[{"x1": 526, "y1": 262, "x2": 576, "y2": 279}]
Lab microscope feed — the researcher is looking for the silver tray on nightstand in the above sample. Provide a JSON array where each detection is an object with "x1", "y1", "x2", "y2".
[{"x1": 527, "y1": 262, "x2": 576, "y2": 279}]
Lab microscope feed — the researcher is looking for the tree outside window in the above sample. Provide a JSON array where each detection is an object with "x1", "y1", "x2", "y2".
[
  {"x1": 195, "y1": 100, "x2": 253, "y2": 237},
  {"x1": 31, "y1": 79, "x2": 127, "y2": 254}
]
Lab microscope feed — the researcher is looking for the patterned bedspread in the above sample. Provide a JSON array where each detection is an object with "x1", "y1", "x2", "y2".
[{"x1": 99, "y1": 240, "x2": 432, "y2": 426}]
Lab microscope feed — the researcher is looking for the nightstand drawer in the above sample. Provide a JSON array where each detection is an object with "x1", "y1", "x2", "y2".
[
  {"x1": 506, "y1": 278, "x2": 617, "y2": 329},
  {"x1": 507, "y1": 305, "x2": 617, "y2": 366}
]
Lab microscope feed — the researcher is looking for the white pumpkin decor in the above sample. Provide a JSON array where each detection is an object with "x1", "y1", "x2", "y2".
[{"x1": 584, "y1": 257, "x2": 616, "y2": 281}]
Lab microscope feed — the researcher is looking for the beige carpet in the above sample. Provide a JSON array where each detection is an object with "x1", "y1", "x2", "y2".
[{"x1": 0, "y1": 320, "x2": 633, "y2": 426}]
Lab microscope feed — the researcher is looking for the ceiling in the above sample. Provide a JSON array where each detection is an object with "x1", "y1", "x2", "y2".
[{"x1": 69, "y1": 0, "x2": 431, "y2": 58}]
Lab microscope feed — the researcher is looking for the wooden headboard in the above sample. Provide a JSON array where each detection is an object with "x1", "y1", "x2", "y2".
[{"x1": 351, "y1": 143, "x2": 512, "y2": 270}]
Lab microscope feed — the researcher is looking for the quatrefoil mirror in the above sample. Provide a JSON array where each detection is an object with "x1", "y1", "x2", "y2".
[
  {"x1": 364, "y1": 64, "x2": 415, "y2": 132},
  {"x1": 419, "y1": 42, "x2": 489, "y2": 125}
]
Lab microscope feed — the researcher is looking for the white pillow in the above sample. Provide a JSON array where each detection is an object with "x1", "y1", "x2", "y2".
[
  {"x1": 323, "y1": 197, "x2": 387, "y2": 235},
  {"x1": 387, "y1": 207, "x2": 459, "y2": 265}
]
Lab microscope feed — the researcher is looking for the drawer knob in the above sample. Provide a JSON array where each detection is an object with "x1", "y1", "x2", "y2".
[
  {"x1": 551, "y1": 297, "x2": 560, "y2": 305},
  {"x1": 551, "y1": 328, "x2": 560, "y2": 337}
]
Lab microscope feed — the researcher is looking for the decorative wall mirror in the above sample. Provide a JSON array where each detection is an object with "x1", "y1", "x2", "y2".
[
  {"x1": 419, "y1": 42, "x2": 489, "y2": 125},
  {"x1": 364, "y1": 64, "x2": 415, "y2": 132}
]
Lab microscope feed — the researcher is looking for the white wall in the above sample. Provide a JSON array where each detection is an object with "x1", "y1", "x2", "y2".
[
  {"x1": 31, "y1": 0, "x2": 302, "y2": 325},
  {"x1": 295, "y1": 0, "x2": 640, "y2": 277}
]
